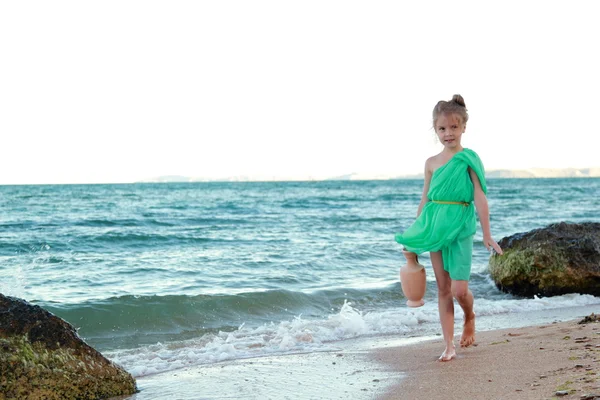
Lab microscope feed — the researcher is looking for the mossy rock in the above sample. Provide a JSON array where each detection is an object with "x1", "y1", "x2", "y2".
[
  {"x1": 0, "y1": 294, "x2": 137, "y2": 399},
  {"x1": 489, "y1": 222, "x2": 600, "y2": 297}
]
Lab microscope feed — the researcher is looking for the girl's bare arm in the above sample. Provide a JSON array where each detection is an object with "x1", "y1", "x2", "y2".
[
  {"x1": 417, "y1": 159, "x2": 433, "y2": 217},
  {"x1": 469, "y1": 168, "x2": 503, "y2": 254}
]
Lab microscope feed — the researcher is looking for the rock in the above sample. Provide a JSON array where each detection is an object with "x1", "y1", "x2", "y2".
[
  {"x1": 556, "y1": 390, "x2": 570, "y2": 396},
  {"x1": 579, "y1": 313, "x2": 600, "y2": 324},
  {"x1": 489, "y1": 222, "x2": 600, "y2": 297},
  {"x1": 0, "y1": 293, "x2": 137, "y2": 400}
]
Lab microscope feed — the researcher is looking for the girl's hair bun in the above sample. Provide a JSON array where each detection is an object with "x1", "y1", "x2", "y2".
[{"x1": 451, "y1": 94, "x2": 466, "y2": 108}]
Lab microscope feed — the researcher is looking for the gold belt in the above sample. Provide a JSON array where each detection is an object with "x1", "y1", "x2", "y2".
[{"x1": 431, "y1": 200, "x2": 470, "y2": 207}]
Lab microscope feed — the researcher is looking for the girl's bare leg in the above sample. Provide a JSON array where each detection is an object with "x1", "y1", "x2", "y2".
[
  {"x1": 430, "y1": 251, "x2": 456, "y2": 361},
  {"x1": 452, "y1": 280, "x2": 476, "y2": 347}
]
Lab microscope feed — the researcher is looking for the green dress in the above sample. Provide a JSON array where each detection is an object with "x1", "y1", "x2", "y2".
[{"x1": 395, "y1": 148, "x2": 486, "y2": 280}]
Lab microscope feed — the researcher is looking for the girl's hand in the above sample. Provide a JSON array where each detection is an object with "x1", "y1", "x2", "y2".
[{"x1": 483, "y1": 235, "x2": 503, "y2": 255}]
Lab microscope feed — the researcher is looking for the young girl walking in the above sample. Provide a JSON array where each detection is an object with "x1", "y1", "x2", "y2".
[{"x1": 395, "y1": 94, "x2": 503, "y2": 361}]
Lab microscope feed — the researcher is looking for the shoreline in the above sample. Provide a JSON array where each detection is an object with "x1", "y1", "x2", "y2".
[{"x1": 110, "y1": 305, "x2": 600, "y2": 399}]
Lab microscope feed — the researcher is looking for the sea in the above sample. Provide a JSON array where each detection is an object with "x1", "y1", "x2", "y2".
[{"x1": 1, "y1": 178, "x2": 599, "y2": 378}]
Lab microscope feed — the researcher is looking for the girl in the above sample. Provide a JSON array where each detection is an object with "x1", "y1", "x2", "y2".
[{"x1": 395, "y1": 94, "x2": 503, "y2": 361}]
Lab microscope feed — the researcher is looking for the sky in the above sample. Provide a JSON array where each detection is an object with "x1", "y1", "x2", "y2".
[{"x1": 1, "y1": 1, "x2": 599, "y2": 185}]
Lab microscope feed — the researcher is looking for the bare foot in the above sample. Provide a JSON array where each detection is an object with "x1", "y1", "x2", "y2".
[
  {"x1": 460, "y1": 312, "x2": 476, "y2": 347},
  {"x1": 438, "y1": 346, "x2": 456, "y2": 362}
]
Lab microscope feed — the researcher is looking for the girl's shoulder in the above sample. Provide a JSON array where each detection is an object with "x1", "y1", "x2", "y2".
[{"x1": 425, "y1": 152, "x2": 448, "y2": 173}]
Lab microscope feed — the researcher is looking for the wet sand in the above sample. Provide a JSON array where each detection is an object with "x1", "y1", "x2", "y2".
[{"x1": 113, "y1": 349, "x2": 392, "y2": 400}]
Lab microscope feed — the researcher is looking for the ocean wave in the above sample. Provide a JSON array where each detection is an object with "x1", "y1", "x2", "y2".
[
  {"x1": 40, "y1": 287, "x2": 403, "y2": 347},
  {"x1": 322, "y1": 216, "x2": 398, "y2": 224},
  {"x1": 0, "y1": 221, "x2": 62, "y2": 230},
  {"x1": 84, "y1": 232, "x2": 212, "y2": 245},
  {"x1": 104, "y1": 293, "x2": 600, "y2": 378},
  {"x1": 376, "y1": 193, "x2": 421, "y2": 202},
  {"x1": 73, "y1": 218, "x2": 175, "y2": 228}
]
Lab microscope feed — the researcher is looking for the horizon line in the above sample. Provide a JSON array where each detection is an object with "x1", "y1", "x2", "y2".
[{"x1": 2, "y1": 166, "x2": 600, "y2": 186}]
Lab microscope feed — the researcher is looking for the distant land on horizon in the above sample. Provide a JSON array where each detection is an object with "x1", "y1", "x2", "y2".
[{"x1": 140, "y1": 167, "x2": 600, "y2": 183}]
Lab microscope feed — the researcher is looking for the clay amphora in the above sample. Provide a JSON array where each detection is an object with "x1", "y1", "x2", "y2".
[{"x1": 400, "y1": 251, "x2": 426, "y2": 307}]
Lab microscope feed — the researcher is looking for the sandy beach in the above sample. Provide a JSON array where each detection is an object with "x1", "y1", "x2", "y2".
[{"x1": 375, "y1": 316, "x2": 600, "y2": 400}]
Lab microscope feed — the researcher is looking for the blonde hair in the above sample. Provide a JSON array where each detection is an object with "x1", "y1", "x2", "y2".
[{"x1": 432, "y1": 94, "x2": 469, "y2": 128}]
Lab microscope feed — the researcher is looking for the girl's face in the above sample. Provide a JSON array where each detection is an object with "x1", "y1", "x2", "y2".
[{"x1": 435, "y1": 113, "x2": 465, "y2": 150}]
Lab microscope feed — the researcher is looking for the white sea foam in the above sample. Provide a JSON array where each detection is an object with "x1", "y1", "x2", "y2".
[{"x1": 107, "y1": 293, "x2": 600, "y2": 378}]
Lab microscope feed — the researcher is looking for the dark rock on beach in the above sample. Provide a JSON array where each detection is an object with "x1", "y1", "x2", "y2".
[
  {"x1": 0, "y1": 293, "x2": 137, "y2": 400},
  {"x1": 489, "y1": 222, "x2": 600, "y2": 297},
  {"x1": 579, "y1": 313, "x2": 600, "y2": 324}
]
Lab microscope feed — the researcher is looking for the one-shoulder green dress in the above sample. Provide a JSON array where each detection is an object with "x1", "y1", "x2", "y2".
[{"x1": 395, "y1": 148, "x2": 486, "y2": 280}]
